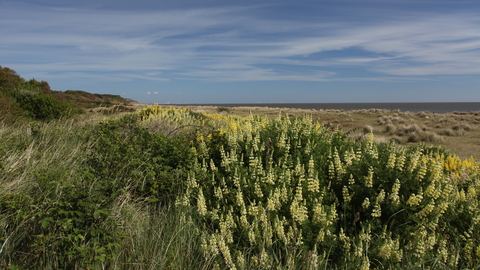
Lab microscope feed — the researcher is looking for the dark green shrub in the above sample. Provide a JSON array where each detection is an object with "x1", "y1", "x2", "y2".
[
  {"x1": 0, "y1": 111, "x2": 197, "y2": 269},
  {"x1": 25, "y1": 78, "x2": 51, "y2": 94},
  {"x1": 14, "y1": 90, "x2": 73, "y2": 121},
  {"x1": 0, "y1": 66, "x2": 25, "y2": 89},
  {"x1": 0, "y1": 91, "x2": 26, "y2": 123},
  {"x1": 0, "y1": 123, "x2": 121, "y2": 269},
  {"x1": 86, "y1": 114, "x2": 195, "y2": 202},
  {"x1": 0, "y1": 66, "x2": 83, "y2": 121},
  {"x1": 0, "y1": 168, "x2": 120, "y2": 269}
]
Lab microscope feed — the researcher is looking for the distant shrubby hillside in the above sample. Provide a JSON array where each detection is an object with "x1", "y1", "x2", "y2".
[
  {"x1": 52, "y1": 90, "x2": 135, "y2": 109},
  {"x1": 0, "y1": 65, "x2": 135, "y2": 122}
]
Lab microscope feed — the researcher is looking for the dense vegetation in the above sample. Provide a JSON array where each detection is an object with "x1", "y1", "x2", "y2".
[
  {"x1": 0, "y1": 66, "x2": 134, "y2": 123},
  {"x1": 1, "y1": 105, "x2": 479, "y2": 269}
]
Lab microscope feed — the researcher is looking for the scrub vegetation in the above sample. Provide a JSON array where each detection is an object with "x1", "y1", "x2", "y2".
[
  {"x1": 1, "y1": 104, "x2": 479, "y2": 269},
  {"x1": 0, "y1": 66, "x2": 135, "y2": 123},
  {"x1": 1, "y1": 66, "x2": 480, "y2": 269}
]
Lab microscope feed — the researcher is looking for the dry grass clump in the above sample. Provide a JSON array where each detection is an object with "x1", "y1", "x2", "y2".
[
  {"x1": 435, "y1": 117, "x2": 449, "y2": 125},
  {"x1": 88, "y1": 104, "x2": 136, "y2": 115},
  {"x1": 353, "y1": 108, "x2": 390, "y2": 116},
  {"x1": 385, "y1": 124, "x2": 396, "y2": 133},
  {"x1": 381, "y1": 122, "x2": 443, "y2": 143},
  {"x1": 377, "y1": 121, "x2": 442, "y2": 143},
  {"x1": 372, "y1": 135, "x2": 391, "y2": 144},
  {"x1": 407, "y1": 131, "x2": 442, "y2": 143},
  {"x1": 441, "y1": 128, "x2": 457, "y2": 136},
  {"x1": 438, "y1": 123, "x2": 473, "y2": 137},
  {"x1": 339, "y1": 112, "x2": 351, "y2": 117},
  {"x1": 362, "y1": 125, "x2": 373, "y2": 134},
  {"x1": 394, "y1": 124, "x2": 424, "y2": 136},
  {"x1": 377, "y1": 116, "x2": 389, "y2": 125},
  {"x1": 452, "y1": 123, "x2": 472, "y2": 131},
  {"x1": 377, "y1": 115, "x2": 407, "y2": 125},
  {"x1": 415, "y1": 111, "x2": 433, "y2": 118},
  {"x1": 338, "y1": 112, "x2": 354, "y2": 122},
  {"x1": 354, "y1": 133, "x2": 391, "y2": 144}
]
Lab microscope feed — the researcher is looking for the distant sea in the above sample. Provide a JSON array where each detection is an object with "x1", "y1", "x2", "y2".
[{"x1": 179, "y1": 102, "x2": 480, "y2": 114}]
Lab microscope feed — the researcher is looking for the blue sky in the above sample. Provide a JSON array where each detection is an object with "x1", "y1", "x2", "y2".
[{"x1": 2, "y1": 0, "x2": 480, "y2": 104}]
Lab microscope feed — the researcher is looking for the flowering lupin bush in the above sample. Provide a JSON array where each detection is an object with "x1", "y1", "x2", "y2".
[{"x1": 141, "y1": 105, "x2": 480, "y2": 269}]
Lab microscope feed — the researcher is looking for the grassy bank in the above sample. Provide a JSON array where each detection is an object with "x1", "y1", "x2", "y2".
[{"x1": 1, "y1": 105, "x2": 479, "y2": 269}]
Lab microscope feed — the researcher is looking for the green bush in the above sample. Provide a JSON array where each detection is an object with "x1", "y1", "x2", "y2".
[
  {"x1": 0, "y1": 112, "x2": 200, "y2": 269},
  {"x1": 0, "y1": 66, "x2": 25, "y2": 90},
  {"x1": 0, "y1": 91, "x2": 25, "y2": 123},
  {"x1": 14, "y1": 90, "x2": 73, "y2": 121},
  {"x1": 0, "y1": 121, "x2": 120, "y2": 269},
  {"x1": 86, "y1": 114, "x2": 196, "y2": 202},
  {"x1": 2, "y1": 169, "x2": 120, "y2": 268},
  {"x1": 0, "y1": 66, "x2": 82, "y2": 122}
]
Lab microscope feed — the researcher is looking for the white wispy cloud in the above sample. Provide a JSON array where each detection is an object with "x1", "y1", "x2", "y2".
[{"x1": 1, "y1": 1, "x2": 480, "y2": 84}]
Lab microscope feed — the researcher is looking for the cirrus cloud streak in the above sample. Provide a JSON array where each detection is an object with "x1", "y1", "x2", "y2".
[{"x1": 1, "y1": 1, "x2": 480, "y2": 85}]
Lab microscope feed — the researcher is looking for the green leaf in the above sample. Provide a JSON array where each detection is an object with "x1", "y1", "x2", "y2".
[
  {"x1": 39, "y1": 217, "x2": 54, "y2": 229},
  {"x1": 93, "y1": 209, "x2": 108, "y2": 219},
  {"x1": 74, "y1": 234, "x2": 85, "y2": 241},
  {"x1": 148, "y1": 197, "x2": 159, "y2": 203}
]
